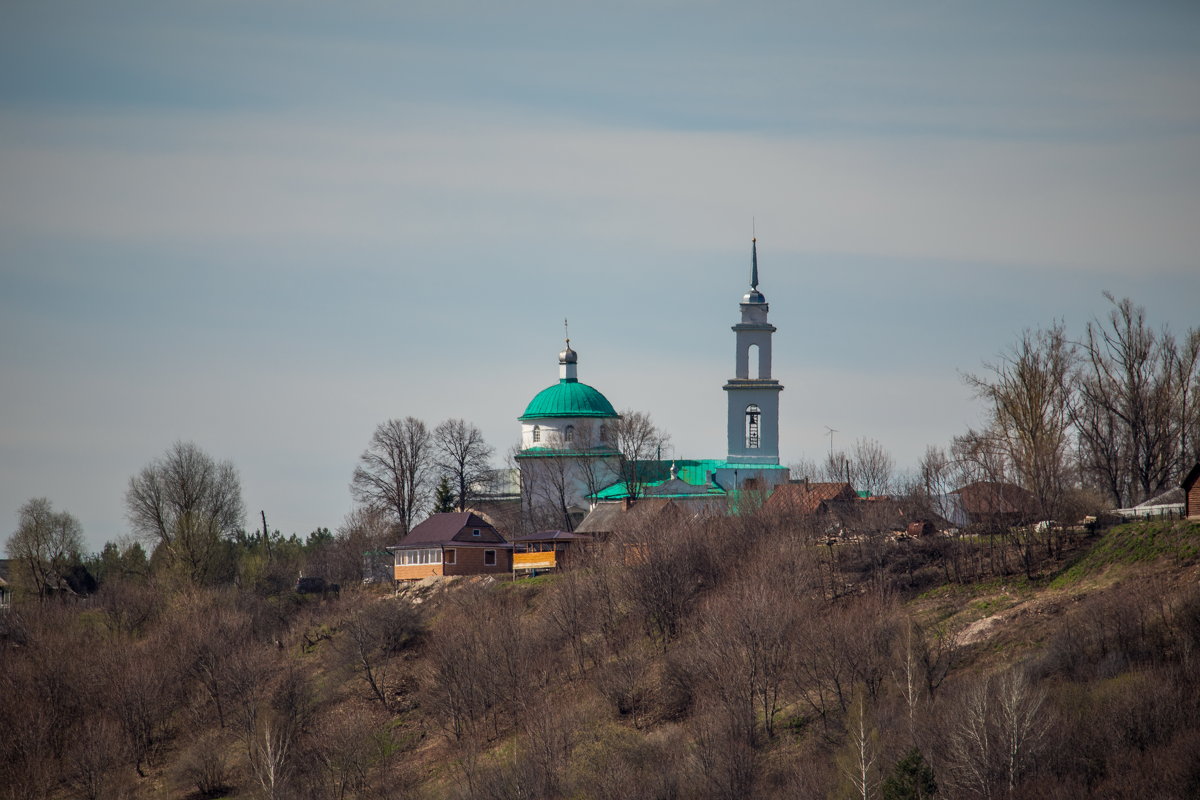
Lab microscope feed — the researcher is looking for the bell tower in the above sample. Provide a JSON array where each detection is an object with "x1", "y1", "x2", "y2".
[{"x1": 724, "y1": 238, "x2": 783, "y2": 465}]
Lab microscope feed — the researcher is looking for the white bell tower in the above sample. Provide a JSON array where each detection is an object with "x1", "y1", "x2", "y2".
[{"x1": 724, "y1": 238, "x2": 783, "y2": 465}]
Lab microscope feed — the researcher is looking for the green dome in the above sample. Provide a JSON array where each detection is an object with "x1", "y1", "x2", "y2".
[{"x1": 520, "y1": 379, "x2": 619, "y2": 421}]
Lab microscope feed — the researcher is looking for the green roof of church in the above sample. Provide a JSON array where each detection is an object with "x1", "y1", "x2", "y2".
[
  {"x1": 519, "y1": 379, "x2": 619, "y2": 421},
  {"x1": 588, "y1": 459, "x2": 789, "y2": 501}
]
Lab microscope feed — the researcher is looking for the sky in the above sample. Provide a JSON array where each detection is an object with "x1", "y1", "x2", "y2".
[{"x1": 2, "y1": 1, "x2": 1199, "y2": 552}]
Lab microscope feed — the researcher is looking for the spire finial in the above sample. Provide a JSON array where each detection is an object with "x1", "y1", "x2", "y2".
[
  {"x1": 751, "y1": 236, "x2": 759, "y2": 290},
  {"x1": 564, "y1": 317, "x2": 570, "y2": 348}
]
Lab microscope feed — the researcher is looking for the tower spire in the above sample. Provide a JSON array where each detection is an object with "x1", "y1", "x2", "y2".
[{"x1": 751, "y1": 237, "x2": 759, "y2": 290}]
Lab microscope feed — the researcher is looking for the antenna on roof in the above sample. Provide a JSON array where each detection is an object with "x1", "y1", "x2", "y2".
[{"x1": 824, "y1": 425, "x2": 838, "y2": 459}]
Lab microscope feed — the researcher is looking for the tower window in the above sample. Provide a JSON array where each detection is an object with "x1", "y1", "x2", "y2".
[
  {"x1": 745, "y1": 404, "x2": 761, "y2": 449},
  {"x1": 599, "y1": 424, "x2": 608, "y2": 443},
  {"x1": 532, "y1": 425, "x2": 541, "y2": 443},
  {"x1": 565, "y1": 425, "x2": 575, "y2": 444}
]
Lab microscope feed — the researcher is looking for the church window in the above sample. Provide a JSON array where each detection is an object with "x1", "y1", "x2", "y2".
[
  {"x1": 565, "y1": 425, "x2": 575, "y2": 444},
  {"x1": 599, "y1": 424, "x2": 608, "y2": 443},
  {"x1": 745, "y1": 404, "x2": 761, "y2": 449},
  {"x1": 532, "y1": 425, "x2": 541, "y2": 443}
]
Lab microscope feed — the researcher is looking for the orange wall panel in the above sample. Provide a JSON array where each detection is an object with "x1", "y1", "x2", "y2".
[{"x1": 394, "y1": 563, "x2": 444, "y2": 581}]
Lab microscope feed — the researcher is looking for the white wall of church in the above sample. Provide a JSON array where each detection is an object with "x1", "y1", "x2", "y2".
[{"x1": 521, "y1": 418, "x2": 614, "y2": 450}]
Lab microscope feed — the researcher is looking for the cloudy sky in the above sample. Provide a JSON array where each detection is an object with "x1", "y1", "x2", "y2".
[{"x1": 3, "y1": 1, "x2": 1199, "y2": 551}]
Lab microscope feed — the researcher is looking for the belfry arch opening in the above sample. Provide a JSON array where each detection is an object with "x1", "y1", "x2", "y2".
[
  {"x1": 745, "y1": 404, "x2": 761, "y2": 449},
  {"x1": 747, "y1": 344, "x2": 760, "y2": 379}
]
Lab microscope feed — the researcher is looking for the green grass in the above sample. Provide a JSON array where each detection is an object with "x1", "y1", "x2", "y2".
[
  {"x1": 1049, "y1": 520, "x2": 1200, "y2": 588},
  {"x1": 917, "y1": 573, "x2": 1038, "y2": 603}
]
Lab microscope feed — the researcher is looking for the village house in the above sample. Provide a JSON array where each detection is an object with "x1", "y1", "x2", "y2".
[
  {"x1": 763, "y1": 480, "x2": 859, "y2": 517},
  {"x1": 509, "y1": 530, "x2": 594, "y2": 575},
  {"x1": 388, "y1": 512, "x2": 511, "y2": 581},
  {"x1": 575, "y1": 497, "x2": 690, "y2": 537},
  {"x1": 1184, "y1": 463, "x2": 1200, "y2": 520},
  {"x1": 939, "y1": 481, "x2": 1035, "y2": 528}
]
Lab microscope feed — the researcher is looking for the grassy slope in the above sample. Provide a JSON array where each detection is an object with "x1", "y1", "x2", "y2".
[
  {"x1": 911, "y1": 520, "x2": 1200, "y2": 669},
  {"x1": 112, "y1": 519, "x2": 1200, "y2": 798}
]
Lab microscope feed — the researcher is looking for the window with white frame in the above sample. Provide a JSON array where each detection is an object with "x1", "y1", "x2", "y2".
[{"x1": 396, "y1": 547, "x2": 442, "y2": 566}]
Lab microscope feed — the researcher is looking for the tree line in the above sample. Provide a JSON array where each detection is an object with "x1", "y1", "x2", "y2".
[
  {"x1": 8, "y1": 500, "x2": 1196, "y2": 798},
  {"x1": 950, "y1": 294, "x2": 1199, "y2": 517},
  {"x1": 798, "y1": 294, "x2": 1199, "y2": 525}
]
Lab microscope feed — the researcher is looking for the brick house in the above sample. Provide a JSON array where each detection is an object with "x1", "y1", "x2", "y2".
[
  {"x1": 388, "y1": 512, "x2": 511, "y2": 581},
  {"x1": 1184, "y1": 463, "x2": 1200, "y2": 520}
]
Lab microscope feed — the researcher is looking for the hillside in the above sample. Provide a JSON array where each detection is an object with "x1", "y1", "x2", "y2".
[{"x1": 3, "y1": 518, "x2": 1200, "y2": 800}]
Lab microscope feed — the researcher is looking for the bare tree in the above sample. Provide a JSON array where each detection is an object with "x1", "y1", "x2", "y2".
[
  {"x1": 571, "y1": 420, "x2": 619, "y2": 503},
  {"x1": 850, "y1": 437, "x2": 895, "y2": 497},
  {"x1": 818, "y1": 448, "x2": 851, "y2": 484},
  {"x1": 893, "y1": 621, "x2": 924, "y2": 744},
  {"x1": 333, "y1": 597, "x2": 424, "y2": 711},
  {"x1": 521, "y1": 430, "x2": 579, "y2": 531},
  {"x1": 911, "y1": 445, "x2": 957, "y2": 522},
  {"x1": 351, "y1": 417, "x2": 433, "y2": 536},
  {"x1": 1075, "y1": 294, "x2": 1198, "y2": 505},
  {"x1": 238, "y1": 664, "x2": 317, "y2": 800},
  {"x1": 944, "y1": 669, "x2": 1047, "y2": 799},
  {"x1": 6, "y1": 498, "x2": 84, "y2": 598},
  {"x1": 695, "y1": 578, "x2": 795, "y2": 741},
  {"x1": 434, "y1": 418, "x2": 495, "y2": 512},
  {"x1": 839, "y1": 695, "x2": 880, "y2": 800},
  {"x1": 788, "y1": 456, "x2": 822, "y2": 483},
  {"x1": 965, "y1": 322, "x2": 1075, "y2": 521},
  {"x1": 613, "y1": 409, "x2": 670, "y2": 500},
  {"x1": 1173, "y1": 329, "x2": 1200, "y2": 466},
  {"x1": 125, "y1": 441, "x2": 244, "y2": 584}
]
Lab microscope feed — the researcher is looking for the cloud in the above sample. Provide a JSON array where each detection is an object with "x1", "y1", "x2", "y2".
[{"x1": 3, "y1": 108, "x2": 1198, "y2": 278}]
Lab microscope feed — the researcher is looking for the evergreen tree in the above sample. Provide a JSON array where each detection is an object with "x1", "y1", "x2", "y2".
[
  {"x1": 434, "y1": 476, "x2": 457, "y2": 514},
  {"x1": 882, "y1": 748, "x2": 938, "y2": 800}
]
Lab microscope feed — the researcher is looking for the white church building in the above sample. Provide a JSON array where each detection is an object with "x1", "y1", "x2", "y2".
[{"x1": 514, "y1": 239, "x2": 790, "y2": 527}]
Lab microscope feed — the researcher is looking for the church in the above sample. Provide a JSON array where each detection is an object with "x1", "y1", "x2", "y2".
[{"x1": 513, "y1": 239, "x2": 791, "y2": 529}]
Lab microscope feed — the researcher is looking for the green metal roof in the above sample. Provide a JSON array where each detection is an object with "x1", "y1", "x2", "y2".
[
  {"x1": 588, "y1": 459, "x2": 789, "y2": 501},
  {"x1": 519, "y1": 379, "x2": 619, "y2": 421}
]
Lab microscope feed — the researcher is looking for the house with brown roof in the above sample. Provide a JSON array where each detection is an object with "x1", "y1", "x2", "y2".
[
  {"x1": 387, "y1": 512, "x2": 511, "y2": 581},
  {"x1": 763, "y1": 481, "x2": 859, "y2": 516},
  {"x1": 943, "y1": 481, "x2": 1035, "y2": 528},
  {"x1": 575, "y1": 497, "x2": 688, "y2": 536}
]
